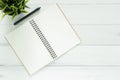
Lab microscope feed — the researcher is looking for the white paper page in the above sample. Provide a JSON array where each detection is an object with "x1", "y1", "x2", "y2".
[
  {"x1": 34, "y1": 4, "x2": 80, "y2": 57},
  {"x1": 5, "y1": 4, "x2": 80, "y2": 75},
  {"x1": 5, "y1": 22, "x2": 53, "y2": 75}
]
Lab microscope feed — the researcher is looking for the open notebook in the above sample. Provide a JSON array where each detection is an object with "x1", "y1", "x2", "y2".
[{"x1": 5, "y1": 4, "x2": 80, "y2": 75}]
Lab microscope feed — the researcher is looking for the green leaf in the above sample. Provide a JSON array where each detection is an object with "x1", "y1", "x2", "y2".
[
  {"x1": 2, "y1": 13, "x2": 7, "y2": 19},
  {"x1": 2, "y1": 11, "x2": 13, "y2": 19},
  {"x1": 12, "y1": 13, "x2": 16, "y2": 20},
  {"x1": 0, "y1": 0, "x2": 30, "y2": 20}
]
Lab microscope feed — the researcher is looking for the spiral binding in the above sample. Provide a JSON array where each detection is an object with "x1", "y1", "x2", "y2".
[{"x1": 29, "y1": 19, "x2": 57, "y2": 59}]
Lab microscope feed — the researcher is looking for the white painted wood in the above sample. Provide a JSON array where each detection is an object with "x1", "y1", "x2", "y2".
[
  {"x1": 28, "y1": 0, "x2": 120, "y2": 4},
  {"x1": 28, "y1": 0, "x2": 56, "y2": 4},
  {"x1": 53, "y1": 45, "x2": 120, "y2": 65},
  {"x1": 56, "y1": 0, "x2": 120, "y2": 4},
  {"x1": 0, "y1": 0, "x2": 120, "y2": 79},
  {"x1": 0, "y1": 66, "x2": 29, "y2": 80},
  {"x1": 59, "y1": 5, "x2": 120, "y2": 24},
  {"x1": 1, "y1": 45, "x2": 120, "y2": 65},
  {"x1": 0, "y1": 46, "x2": 21, "y2": 65},
  {"x1": 1, "y1": 5, "x2": 120, "y2": 25},
  {"x1": 73, "y1": 25, "x2": 120, "y2": 45},
  {"x1": 0, "y1": 66, "x2": 120, "y2": 80},
  {"x1": 1, "y1": 21, "x2": 120, "y2": 46},
  {"x1": 1, "y1": 24, "x2": 120, "y2": 65}
]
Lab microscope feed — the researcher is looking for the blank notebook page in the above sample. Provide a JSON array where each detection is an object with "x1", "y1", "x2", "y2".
[{"x1": 5, "y1": 4, "x2": 80, "y2": 75}]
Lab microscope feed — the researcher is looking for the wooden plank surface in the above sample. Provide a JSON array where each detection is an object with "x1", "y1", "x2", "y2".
[
  {"x1": 1, "y1": 24, "x2": 120, "y2": 45},
  {"x1": 1, "y1": 24, "x2": 120, "y2": 65},
  {"x1": 0, "y1": 0, "x2": 120, "y2": 79},
  {"x1": 56, "y1": 0, "x2": 120, "y2": 4},
  {"x1": 28, "y1": 0, "x2": 120, "y2": 4},
  {"x1": 0, "y1": 46, "x2": 21, "y2": 65},
  {"x1": 1, "y1": 45, "x2": 120, "y2": 66},
  {"x1": 1, "y1": 5, "x2": 120, "y2": 25},
  {"x1": 73, "y1": 25, "x2": 120, "y2": 45},
  {"x1": 0, "y1": 66, "x2": 120, "y2": 80},
  {"x1": 59, "y1": 5, "x2": 120, "y2": 24},
  {"x1": 53, "y1": 45, "x2": 120, "y2": 65}
]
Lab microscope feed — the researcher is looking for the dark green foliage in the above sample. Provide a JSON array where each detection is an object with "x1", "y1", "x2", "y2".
[{"x1": 0, "y1": 0, "x2": 29, "y2": 19}]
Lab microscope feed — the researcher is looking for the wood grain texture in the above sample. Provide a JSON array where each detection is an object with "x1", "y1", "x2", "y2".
[
  {"x1": 53, "y1": 45, "x2": 120, "y2": 65},
  {"x1": 58, "y1": 5, "x2": 120, "y2": 24},
  {"x1": 1, "y1": 4, "x2": 120, "y2": 25},
  {"x1": 1, "y1": 45, "x2": 120, "y2": 65},
  {"x1": 0, "y1": 46, "x2": 21, "y2": 65},
  {"x1": 23, "y1": 0, "x2": 120, "y2": 4},
  {"x1": 1, "y1": 24, "x2": 120, "y2": 65},
  {"x1": 0, "y1": 0, "x2": 120, "y2": 79},
  {"x1": 0, "y1": 66, "x2": 120, "y2": 80},
  {"x1": 56, "y1": 0, "x2": 120, "y2": 4},
  {"x1": 73, "y1": 25, "x2": 120, "y2": 45}
]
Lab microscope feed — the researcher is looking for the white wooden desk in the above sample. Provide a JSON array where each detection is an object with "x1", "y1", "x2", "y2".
[{"x1": 0, "y1": 0, "x2": 120, "y2": 80}]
